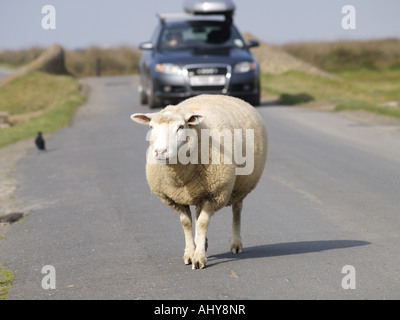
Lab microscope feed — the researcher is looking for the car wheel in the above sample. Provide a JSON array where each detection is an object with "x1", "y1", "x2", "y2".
[
  {"x1": 247, "y1": 91, "x2": 260, "y2": 107},
  {"x1": 147, "y1": 78, "x2": 161, "y2": 109},
  {"x1": 139, "y1": 83, "x2": 148, "y2": 105}
]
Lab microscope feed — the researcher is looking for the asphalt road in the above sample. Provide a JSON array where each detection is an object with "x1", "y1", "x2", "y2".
[{"x1": 1, "y1": 75, "x2": 400, "y2": 300}]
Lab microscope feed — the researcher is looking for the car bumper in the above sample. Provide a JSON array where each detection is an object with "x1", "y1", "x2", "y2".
[{"x1": 151, "y1": 70, "x2": 259, "y2": 102}]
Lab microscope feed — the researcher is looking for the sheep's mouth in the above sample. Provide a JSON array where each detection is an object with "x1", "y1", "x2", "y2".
[
  {"x1": 154, "y1": 152, "x2": 176, "y2": 164},
  {"x1": 155, "y1": 153, "x2": 184, "y2": 165},
  {"x1": 155, "y1": 154, "x2": 169, "y2": 162}
]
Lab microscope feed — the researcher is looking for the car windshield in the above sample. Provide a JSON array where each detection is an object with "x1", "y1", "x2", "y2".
[{"x1": 158, "y1": 21, "x2": 245, "y2": 51}]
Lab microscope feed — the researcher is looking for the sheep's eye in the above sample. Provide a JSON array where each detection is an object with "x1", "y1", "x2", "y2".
[
  {"x1": 178, "y1": 125, "x2": 184, "y2": 131},
  {"x1": 149, "y1": 125, "x2": 153, "y2": 129}
]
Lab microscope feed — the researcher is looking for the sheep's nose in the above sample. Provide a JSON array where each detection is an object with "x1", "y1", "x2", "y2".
[{"x1": 154, "y1": 148, "x2": 168, "y2": 157}]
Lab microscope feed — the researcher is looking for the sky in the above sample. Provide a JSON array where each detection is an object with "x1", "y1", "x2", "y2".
[{"x1": 0, "y1": 0, "x2": 399, "y2": 50}]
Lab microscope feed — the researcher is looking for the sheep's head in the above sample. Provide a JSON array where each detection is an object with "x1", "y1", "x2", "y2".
[{"x1": 131, "y1": 109, "x2": 204, "y2": 164}]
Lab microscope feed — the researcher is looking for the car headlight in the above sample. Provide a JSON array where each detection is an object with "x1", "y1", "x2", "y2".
[
  {"x1": 155, "y1": 63, "x2": 183, "y2": 75},
  {"x1": 234, "y1": 61, "x2": 256, "y2": 73}
]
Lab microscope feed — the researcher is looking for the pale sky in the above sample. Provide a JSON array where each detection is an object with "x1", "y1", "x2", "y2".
[{"x1": 0, "y1": 0, "x2": 399, "y2": 49}]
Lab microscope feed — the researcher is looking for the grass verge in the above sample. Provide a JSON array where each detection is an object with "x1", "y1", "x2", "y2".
[
  {"x1": 335, "y1": 100, "x2": 400, "y2": 119},
  {"x1": 0, "y1": 263, "x2": 14, "y2": 300},
  {"x1": 261, "y1": 70, "x2": 400, "y2": 119},
  {"x1": 0, "y1": 71, "x2": 86, "y2": 148}
]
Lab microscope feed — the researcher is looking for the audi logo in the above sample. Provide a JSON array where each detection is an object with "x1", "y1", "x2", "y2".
[{"x1": 196, "y1": 68, "x2": 219, "y2": 75}]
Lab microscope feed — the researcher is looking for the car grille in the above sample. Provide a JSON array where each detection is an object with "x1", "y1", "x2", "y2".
[
  {"x1": 186, "y1": 66, "x2": 229, "y2": 93},
  {"x1": 190, "y1": 85, "x2": 225, "y2": 92}
]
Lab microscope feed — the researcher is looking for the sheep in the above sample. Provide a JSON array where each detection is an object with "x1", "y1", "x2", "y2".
[{"x1": 131, "y1": 94, "x2": 268, "y2": 269}]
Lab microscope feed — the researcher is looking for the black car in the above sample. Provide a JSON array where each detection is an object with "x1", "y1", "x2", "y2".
[{"x1": 138, "y1": 2, "x2": 260, "y2": 108}]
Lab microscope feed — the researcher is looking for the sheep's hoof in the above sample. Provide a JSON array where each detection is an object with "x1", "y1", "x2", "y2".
[
  {"x1": 184, "y1": 254, "x2": 194, "y2": 265},
  {"x1": 183, "y1": 247, "x2": 195, "y2": 265},
  {"x1": 231, "y1": 246, "x2": 243, "y2": 254},
  {"x1": 192, "y1": 251, "x2": 207, "y2": 269},
  {"x1": 230, "y1": 237, "x2": 243, "y2": 254}
]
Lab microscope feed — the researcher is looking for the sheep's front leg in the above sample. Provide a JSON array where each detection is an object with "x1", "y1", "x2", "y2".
[
  {"x1": 193, "y1": 204, "x2": 213, "y2": 269},
  {"x1": 195, "y1": 205, "x2": 208, "y2": 252},
  {"x1": 230, "y1": 201, "x2": 243, "y2": 254},
  {"x1": 179, "y1": 207, "x2": 196, "y2": 265}
]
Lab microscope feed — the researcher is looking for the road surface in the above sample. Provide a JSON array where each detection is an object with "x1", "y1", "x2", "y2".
[
  {"x1": 1, "y1": 75, "x2": 400, "y2": 300},
  {"x1": 0, "y1": 67, "x2": 12, "y2": 78}
]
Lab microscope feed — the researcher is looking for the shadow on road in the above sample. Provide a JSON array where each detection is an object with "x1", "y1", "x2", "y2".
[
  {"x1": 208, "y1": 240, "x2": 370, "y2": 267},
  {"x1": 258, "y1": 100, "x2": 279, "y2": 107}
]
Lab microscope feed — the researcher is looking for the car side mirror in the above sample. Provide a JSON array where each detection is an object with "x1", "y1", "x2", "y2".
[
  {"x1": 247, "y1": 40, "x2": 259, "y2": 49},
  {"x1": 139, "y1": 42, "x2": 154, "y2": 50}
]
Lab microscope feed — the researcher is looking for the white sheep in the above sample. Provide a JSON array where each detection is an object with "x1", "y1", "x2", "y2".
[{"x1": 131, "y1": 94, "x2": 268, "y2": 269}]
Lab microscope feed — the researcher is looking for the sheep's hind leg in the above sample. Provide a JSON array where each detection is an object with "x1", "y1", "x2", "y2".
[
  {"x1": 230, "y1": 201, "x2": 243, "y2": 254},
  {"x1": 178, "y1": 206, "x2": 196, "y2": 265}
]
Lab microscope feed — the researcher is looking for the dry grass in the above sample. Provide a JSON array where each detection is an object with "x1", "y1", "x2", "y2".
[
  {"x1": 282, "y1": 38, "x2": 400, "y2": 72},
  {"x1": 0, "y1": 46, "x2": 141, "y2": 77},
  {"x1": 2, "y1": 38, "x2": 399, "y2": 76},
  {"x1": 65, "y1": 46, "x2": 141, "y2": 76},
  {"x1": 0, "y1": 47, "x2": 44, "y2": 69},
  {"x1": 1, "y1": 39, "x2": 399, "y2": 120}
]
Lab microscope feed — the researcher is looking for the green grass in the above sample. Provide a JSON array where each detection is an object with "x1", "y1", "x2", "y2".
[
  {"x1": 0, "y1": 263, "x2": 14, "y2": 300},
  {"x1": 262, "y1": 70, "x2": 382, "y2": 103},
  {"x1": 335, "y1": 100, "x2": 400, "y2": 119},
  {"x1": 274, "y1": 38, "x2": 400, "y2": 119},
  {"x1": 261, "y1": 69, "x2": 400, "y2": 119},
  {"x1": 335, "y1": 68, "x2": 400, "y2": 102},
  {"x1": 0, "y1": 72, "x2": 85, "y2": 148}
]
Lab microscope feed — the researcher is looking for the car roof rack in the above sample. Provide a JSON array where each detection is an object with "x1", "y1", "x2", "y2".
[
  {"x1": 157, "y1": 1, "x2": 235, "y2": 25},
  {"x1": 183, "y1": 0, "x2": 235, "y2": 16},
  {"x1": 157, "y1": 13, "x2": 227, "y2": 25}
]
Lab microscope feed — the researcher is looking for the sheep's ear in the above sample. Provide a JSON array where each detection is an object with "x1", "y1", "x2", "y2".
[
  {"x1": 186, "y1": 114, "x2": 204, "y2": 126},
  {"x1": 131, "y1": 113, "x2": 152, "y2": 125}
]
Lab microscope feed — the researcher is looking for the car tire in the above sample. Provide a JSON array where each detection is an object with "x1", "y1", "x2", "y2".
[
  {"x1": 146, "y1": 78, "x2": 161, "y2": 109},
  {"x1": 247, "y1": 91, "x2": 260, "y2": 107},
  {"x1": 139, "y1": 83, "x2": 148, "y2": 105}
]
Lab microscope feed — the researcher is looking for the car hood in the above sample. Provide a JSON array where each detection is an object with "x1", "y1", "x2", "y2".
[{"x1": 155, "y1": 47, "x2": 255, "y2": 66}]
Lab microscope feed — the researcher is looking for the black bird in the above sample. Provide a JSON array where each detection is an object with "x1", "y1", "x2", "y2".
[{"x1": 35, "y1": 132, "x2": 46, "y2": 151}]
